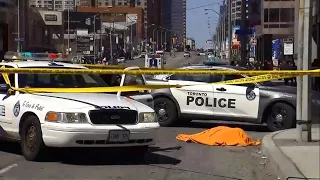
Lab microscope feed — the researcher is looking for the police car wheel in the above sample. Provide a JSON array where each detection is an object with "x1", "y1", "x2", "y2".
[
  {"x1": 154, "y1": 97, "x2": 178, "y2": 127},
  {"x1": 266, "y1": 103, "x2": 295, "y2": 132},
  {"x1": 20, "y1": 115, "x2": 46, "y2": 161}
]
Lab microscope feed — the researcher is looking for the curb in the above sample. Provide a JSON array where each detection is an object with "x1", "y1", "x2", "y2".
[{"x1": 261, "y1": 130, "x2": 305, "y2": 180}]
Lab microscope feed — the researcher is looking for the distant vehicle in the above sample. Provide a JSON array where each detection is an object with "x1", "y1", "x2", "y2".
[
  {"x1": 117, "y1": 57, "x2": 126, "y2": 63},
  {"x1": 197, "y1": 52, "x2": 206, "y2": 56},
  {"x1": 140, "y1": 52, "x2": 146, "y2": 58},
  {"x1": 184, "y1": 51, "x2": 191, "y2": 57}
]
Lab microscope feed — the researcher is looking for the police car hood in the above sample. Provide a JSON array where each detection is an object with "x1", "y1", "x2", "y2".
[{"x1": 24, "y1": 93, "x2": 145, "y2": 111}]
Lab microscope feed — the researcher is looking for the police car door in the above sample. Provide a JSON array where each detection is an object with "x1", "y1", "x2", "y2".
[
  {"x1": 212, "y1": 74, "x2": 259, "y2": 119},
  {"x1": 0, "y1": 66, "x2": 18, "y2": 124},
  {"x1": 167, "y1": 74, "x2": 214, "y2": 115}
]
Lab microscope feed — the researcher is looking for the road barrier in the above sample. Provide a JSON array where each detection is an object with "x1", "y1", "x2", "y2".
[{"x1": 1, "y1": 66, "x2": 319, "y2": 93}]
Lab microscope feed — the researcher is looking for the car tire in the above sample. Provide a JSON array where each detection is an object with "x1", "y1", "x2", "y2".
[
  {"x1": 154, "y1": 97, "x2": 178, "y2": 127},
  {"x1": 20, "y1": 115, "x2": 47, "y2": 161},
  {"x1": 266, "y1": 103, "x2": 296, "y2": 132}
]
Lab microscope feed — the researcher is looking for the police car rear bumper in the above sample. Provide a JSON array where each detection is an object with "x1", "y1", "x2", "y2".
[{"x1": 41, "y1": 123, "x2": 159, "y2": 147}]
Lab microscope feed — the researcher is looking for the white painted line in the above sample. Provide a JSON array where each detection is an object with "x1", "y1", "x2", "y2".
[{"x1": 0, "y1": 164, "x2": 18, "y2": 175}]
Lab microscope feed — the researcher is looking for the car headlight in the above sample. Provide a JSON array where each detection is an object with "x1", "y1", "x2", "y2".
[
  {"x1": 140, "y1": 112, "x2": 157, "y2": 123},
  {"x1": 45, "y1": 111, "x2": 88, "y2": 123}
]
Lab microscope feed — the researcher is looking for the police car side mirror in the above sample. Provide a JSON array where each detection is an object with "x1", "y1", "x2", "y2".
[{"x1": 0, "y1": 84, "x2": 10, "y2": 93}]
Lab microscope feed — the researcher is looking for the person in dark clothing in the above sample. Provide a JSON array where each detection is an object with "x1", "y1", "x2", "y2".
[
  {"x1": 289, "y1": 61, "x2": 297, "y2": 86},
  {"x1": 281, "y1": 61, "x2": 292, "y2": 86}
]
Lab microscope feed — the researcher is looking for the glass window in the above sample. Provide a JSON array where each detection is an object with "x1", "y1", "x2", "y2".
[
  {"x1": 269, "y1": 8, "x2": 280, "y2": 22},
  {"x1": 185, "y1": 75, "x2": 211, "y2": 83},
  {"x1": 264, "y1": 9, "x2": 269, "y2": 22},
  {"x1": 280, "y1": 8, "x2": 294, "y2": 22},
  {"x1": 124, "y1": 74, "x2": 145, "y2": 85},
  {"x1": 169, "y1": 74, "x2": 186, "y2": 80},
  {"x1": 18, "y1": 68, "x2": 107, "y2": 89}
]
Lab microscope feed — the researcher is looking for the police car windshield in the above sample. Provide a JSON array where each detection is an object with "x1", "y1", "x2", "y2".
[{"x1": 18, "y1": 67, "x2": 107, "y2": 88}]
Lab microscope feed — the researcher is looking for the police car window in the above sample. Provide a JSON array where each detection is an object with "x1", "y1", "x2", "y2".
[
  {"x1": 124, "y1": 74, "x2": 145, "y2": 85},
  {"x1": 169, "y1": 74, "x2": 186, "y2": 80},
  {"x1": 0, "y1": 65, "x2": 15, "y2": 89},
  {"x1": 185, "y1": 74, "x2": 211, "y2": 83},
  {"x1": 18, "y1": 69, "x2": 107, "y2": 88}
]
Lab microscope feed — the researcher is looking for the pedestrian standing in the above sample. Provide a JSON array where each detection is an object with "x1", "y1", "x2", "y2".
[{"x1": 280, "y1": 61, "x2": 291, "y2": 85}]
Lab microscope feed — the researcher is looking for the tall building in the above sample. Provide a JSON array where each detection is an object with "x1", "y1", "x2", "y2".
[
  {"x1": 170, "y1": 0, "x2": 186, "y2": 48},
  {"x1": 29, "y1": 0, "x2": 75, "y2": 11},
  {"x1": 230, "y1": 0, "x2": 248, "y2": 25}
]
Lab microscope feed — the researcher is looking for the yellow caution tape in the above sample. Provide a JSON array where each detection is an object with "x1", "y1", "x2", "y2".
[
  {"x1": 0, "y1": 67, "x2": 320, "y2": 76},
  {"x1": 0, "y1": 65, "x2": 318, "y2": 94},
  {"x1": 15, "y1": 85, "x2": 181, "y2": 93}
]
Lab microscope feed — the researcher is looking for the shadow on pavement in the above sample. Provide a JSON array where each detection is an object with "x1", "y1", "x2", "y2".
[
  {"x1": 0, "y1": 141, "x2": 181, "y2": 166},
  {"x1": 185, "y1": 121, "x2": 270, "y2": 132}
]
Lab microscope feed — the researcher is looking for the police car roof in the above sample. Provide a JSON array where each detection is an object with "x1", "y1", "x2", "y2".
[{"x1": 0, "y1": 61, "x2": 86, "y2": 69}]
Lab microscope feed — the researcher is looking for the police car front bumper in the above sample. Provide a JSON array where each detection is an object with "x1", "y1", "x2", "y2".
[{"x1": 41, "y1": 123, "x2": 159, "y2": 147}]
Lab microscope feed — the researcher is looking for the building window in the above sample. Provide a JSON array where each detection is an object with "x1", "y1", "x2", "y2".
[
  {"x1": 268, "y1": 8, "x2": 280, "y2": 22},
  {"x1": 280, "y1": 8, "x2": 294, "y2": 22},
  {"x1": 118, "y1": 2, "x2": 122, "y2": 5},
  {"x1": 264, "y1": 9, "x2": 269, "y2": 22}
]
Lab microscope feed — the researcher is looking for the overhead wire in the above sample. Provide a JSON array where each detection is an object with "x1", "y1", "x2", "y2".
[{"x1": 186, "y1": 2, "x2": 221, "y2": 11}]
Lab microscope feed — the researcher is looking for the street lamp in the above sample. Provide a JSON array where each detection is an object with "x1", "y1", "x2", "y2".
[
  {"x1": 205, "y1": 8, "x2": 225, "y2": 57},
  {"x1": 145, "y1": 23, "x2": 155, "y2": 52},
  {"x1": 152, "y1": 27, "x2": 161, "y2": 52},
  {"x1": 164, "y1": 29, "x2": 171, "y2": 52},
  {"x1": 92, "y1": 9, "x2": 110, "y2": 63}
]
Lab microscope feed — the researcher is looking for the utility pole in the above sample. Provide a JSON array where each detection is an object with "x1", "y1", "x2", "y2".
[
  {"x1": 93, "y1": 15, "x2": 96, "y2": 63},
  {"x1": 160, "y1": 29, "x2": 163, "y2": 50},
  {"x1": 110, "y1": 21, "x2": 113, "y2": 64},
  {"x1": 297, "y1": 0, "x2": 312, "y2": 142},
  {"x1": 240, "y1": 0, "x2": 247, "y2": 66},
  {"x1": 157, "y1": 30, "x2": 159, "y2": 50},
  {"x1": 130, "y1": 23, "x2": 133, "y2": 59},
  {"x1": 17, "y1": 0, "x2": 20, "y2": 52},
  {"x1": 67, "y1": 8, "x2": 70, "y2": 55},
  {"x1": 228, "y1": 0, "x2": 232, "y2": 63}
]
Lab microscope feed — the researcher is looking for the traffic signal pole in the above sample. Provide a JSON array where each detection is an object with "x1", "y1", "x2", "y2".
[
  {"x1": 228, "y1": 0, "x2": 232, "y2": 62},
  {"x1": 240, "y1": 0, "x2": 247, "y2": 66}
]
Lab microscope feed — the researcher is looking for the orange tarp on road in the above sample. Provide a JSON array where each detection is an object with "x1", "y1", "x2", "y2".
[{"x1": 176, "y1": 126, "x2": 261, "y2": 146}]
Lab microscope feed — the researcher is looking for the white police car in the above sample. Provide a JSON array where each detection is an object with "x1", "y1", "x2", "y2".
[
  {"x1": 147, "y1": 65, "x2": 320, "y2": 131},
  {"x1": 0, "y1": 54, "x2": 159, "y2": 161}
]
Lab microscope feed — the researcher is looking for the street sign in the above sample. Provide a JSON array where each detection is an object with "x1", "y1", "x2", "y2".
[{"x1": 15, "y1": 38, "x2": 24, "y2": 42}]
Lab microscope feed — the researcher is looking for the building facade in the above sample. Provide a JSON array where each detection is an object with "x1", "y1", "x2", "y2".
[
  {"x1": 170, "y1": 0, "x2": 186, "y2": 49},
  {"x1": 29, "y1": 0, "x2": 75, "y2": 11}
]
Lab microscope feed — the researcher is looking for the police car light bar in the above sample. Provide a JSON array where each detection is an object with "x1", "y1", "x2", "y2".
[{"x1": 4, "y1": 52, "x2": 70, "y2": 62}]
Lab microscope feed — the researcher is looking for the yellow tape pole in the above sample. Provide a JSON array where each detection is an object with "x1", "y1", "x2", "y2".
[{"x1": 0, "y1": 68, "x2": 320, "y2": 76}]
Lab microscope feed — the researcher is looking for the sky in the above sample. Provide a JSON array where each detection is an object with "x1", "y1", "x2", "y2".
[{"x1": 186, "y1": 0, "x2": 222, "y2": 49}]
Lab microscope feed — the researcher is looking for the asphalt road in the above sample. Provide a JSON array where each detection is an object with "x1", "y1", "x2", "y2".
[{"x1": 0, "y1": 53, "x2": 276, "y2": 180}]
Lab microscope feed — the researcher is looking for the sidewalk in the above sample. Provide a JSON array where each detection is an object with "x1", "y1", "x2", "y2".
[{"x1": 262, "y1": 124, "x2": 320, "y2": 180}]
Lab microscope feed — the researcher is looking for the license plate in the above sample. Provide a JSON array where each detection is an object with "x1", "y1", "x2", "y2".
[{"x1": 108, "y1": 130, "x2": 130, "y2": 142}]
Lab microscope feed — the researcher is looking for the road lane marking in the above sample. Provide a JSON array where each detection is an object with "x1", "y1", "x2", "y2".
[{"x1": 0, "y1": 164, "x2": 18, "y2": 175}]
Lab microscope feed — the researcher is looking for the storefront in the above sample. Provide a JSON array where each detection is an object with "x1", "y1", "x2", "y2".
[{"x1": 0, "y1": 0, "x2": 15, "y2": 59}]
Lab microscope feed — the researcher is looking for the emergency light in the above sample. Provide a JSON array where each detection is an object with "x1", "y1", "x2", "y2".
[{"x1": 3, "y1": 51, "x2": 70, "y2": 62}]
